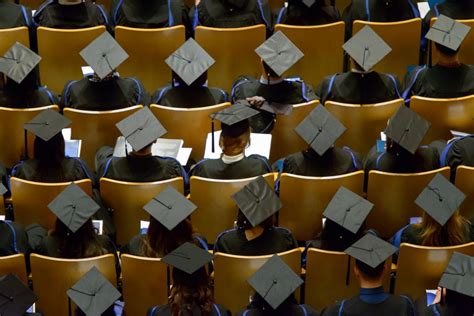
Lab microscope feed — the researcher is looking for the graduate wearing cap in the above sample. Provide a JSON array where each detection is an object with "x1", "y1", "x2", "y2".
[
  {"x1": 275, "y1": 105, "x2": 362, "y2": 179},
  {"x1": 440, "y1": 135, "x2": 474, "y2": 181},
  {"x1": 32, "y1": 0, "x2": 109, "y2": 29},
  {"x1": 424, "y1": 0, "x2": 474, "y2": 32},
  {"x1": 0, "y1": 0, "x2": 32, "y2": 29},
  {"x1": 60, "y1": 32, "x2": 150, "y2": 111},
  {"x1": 214, "y1": 176, "x2": 299, "y2": 256},
  {"x1": 152, "y1": 38, "x2": 228, "y2": 108},
  {"x1": 403, "y1": 16, "x2": 474, "y2": 100},
  {"x1": 148, "y1": 243, "x2": 231, "y2": 316},
  {"x1": 316, "y1": 26, "x2": 402, "y2": 105},
  {"x1": 275, "y1": 0, "x2": 340, "y2": 26},
  {"x1": 232, "y1": 31, "x2": 317, "y2": 133},
  {"x1": 321, "y1": 233, "x2": 415, "y2": 316},
  {"x1": 0, "y1": 273, "x2": 39, "y2": 316}
]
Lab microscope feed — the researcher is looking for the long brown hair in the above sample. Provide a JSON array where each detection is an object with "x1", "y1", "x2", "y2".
[
  {"x1": 220, "y1": 129, "x2": 250, "y2": 156},
  {"x1": 415, "y1": 211, "x2": 471, "y2": 246}
]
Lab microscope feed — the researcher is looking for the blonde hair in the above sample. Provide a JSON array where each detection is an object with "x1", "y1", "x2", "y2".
[
  {"x1": 415, "y1": 211, "x2": 471, "y2": 247},
  {"x1": 219, "y1": 129, "x2": 250, "y2": 156}
]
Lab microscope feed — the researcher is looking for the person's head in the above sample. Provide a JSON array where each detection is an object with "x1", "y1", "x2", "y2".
[
  {"x1": 261, "y1": 60, "x2": 280, "y2": 80},
  {"x1": 219, "y1": 124, "x2": 250, "y2": 156},
  {"x1": 32, "y1": 133, "x2": 66, "y2": 181},
  {"x1": 416, "y1": 211, "x2": 470, "y2": 247},
  {"x1": 320, "y1": 219, "x2": 366, "y2": 252},
  {"x1": 350, "y1": 57, "x2": 368, "y2": 73},
  {"x1": 236, "y1": 209, "x2": 274, "y2": 231},
  {"x1": 354, "y1": 259, "x2": 386, "y2": 285},
  {"x1": 172, "y1": 71, "x2": 208, "y2": 88},
  {"x1": 248, "y1": 293, "x2": 298, "y2": 314},
  {"x1": 435, "y1": 43, "x2": 460, "y2": 63},
  {"x1": 130, "y1": 143, "x2": 153, "y2": 156}
]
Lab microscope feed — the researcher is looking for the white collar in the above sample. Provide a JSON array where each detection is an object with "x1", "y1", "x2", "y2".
[
  {"x1": 259, "y1": 76, "x2": 284, "y2": 85},
  {"x1": 221, "y1": 153, "x2": 245, "y2": 164}
]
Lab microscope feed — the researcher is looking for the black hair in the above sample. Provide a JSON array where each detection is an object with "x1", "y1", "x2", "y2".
[
  {"x1": 435, "y1": 42, "x2": 459, "y2": 57},
  {"x1": 236, "y1": 210, "x2": 274, "y2": 230},
  {"x1": 355, "y1": 259, "x2": 385, "y2": 280},
  {"x1": 172, "y1": 71, "x2": 208, "y2": 88},
  {"x1": 247, "y1": 293, "x2": 298, "y2": 315},
  {"x1": 32, "y1": 133, "x2": 66, "y2": 182},
  {"x1": 319, "y1": 219, "x2": 365, "y2": 252}
]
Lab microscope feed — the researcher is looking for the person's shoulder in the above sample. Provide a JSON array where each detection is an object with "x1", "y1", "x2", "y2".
[
  {"x1": 232, "y1": 76, "x2": 258, "y2": 90},
  {"x1": 215, "y1": 228, "x2": 239, "y2": 244},
  {"x1": 246, "y1": 154, "x2": 270, "y2": 165},
  {"x1": 213, "y1": 303, "x2": 231, "y2": 315},
  {"x1": 147, "y1": 304, "x2": 171, "y2": 316}
]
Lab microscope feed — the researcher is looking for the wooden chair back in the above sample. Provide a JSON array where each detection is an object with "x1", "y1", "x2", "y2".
[
  {"x1": 63, "y1": 105, "x2": 143, "y2": 168},
  {"x1": 353, "y1": 19, "x2": 421, "y2": 79},
  {"x1": 0, "y1": 27, "x2": 29, "y2": 55},
  {"x1": 214, "y1": 249, "x2": 301, "y2": 314},
  {"x1": 190, "y1": 173, "x2": 274, "y2": 243},
  {"x1": 430, "y1": 18, "x2": 474, "y2": 65},
  {"x1": 37, "y1": 26, "x2": 106, "y2": 93},
  {"x1": 366, "y1": 167, "x2": 451, "y2": 238},
  {"x1": 335, "y1": 0, "x2": 351, "y2": 14},
  {"x1": 95, "y1": 0, "x2": 111, "y2": 10},
  {"x1": 274, "y1": 22, "x2": 345, "y2": 87},
  {"x1": 115, "y1": 26, "x2": 186, "y2": 92},
  {"x1": 150, "y1": 102, "x2": 230, "y2": 160},
  {"x1": 410, "y1": 95, "x2": 474, "y2": 144},
  {"x1": 279, "y1": 171, "x2": 365, "y2": 241},
  {"x1": 0, "y1": 105, "x2": 58, "y2": 167},
  {"x1": 305, "y1": 248, "x2": 391, "y2": 310},
  {"x1": 30, "y1": 253, "x2": 117, "y2": 316},
  {"x1": 195, "y1": 25, "x2": 266, "y2": 91},
  {"x1": 270, "y1": 100, "x2": 319, "y2": 161},
  {"x1": 394, "y1": 242, "x2": 474, "y2": 300},
  {"x1": 18, "y1": 0, "x2": 45, "y2": 9},
  {"x1": 0, "y1": 254, "x2": 28, "y2": 285},
  {"x1": 100, "y1": 177, "x2": 184, "y2": 246},
  {"x1": 455, "y1": 165, "x2": 474, "y2": 220},
  {"x1": 10, "y1": 178, "x2": 93, "y2": 229},
  {"x1": 121, "y1": 254, "x2": 168, "y2": 316},
  {"x1": 325, "y1": 99, "x2": 403, "y2": 155}
]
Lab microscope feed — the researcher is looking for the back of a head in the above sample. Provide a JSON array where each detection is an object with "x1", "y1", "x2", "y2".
[
  {"x1": 416, "y1": 211, "x2": 470, "y2": 247},
  {"x1": 435, "y1": 42, "x2": 460, "y2": 59},
  {"x1": 32, "y1": 133, "x2": 66, "y2": 181},
  {"x1": 355, "y1": 259, "x2": 385, "y2": 281},
  {"x1": 320, "y1": 219, "x2": 365, "y2": 252},
  {"x1": 144, "y1": 217, "x2": 195, "y2": 257},
  {"x1": 236, "y1": 209, "x2": 274, "y2": 231},
  {"x1": 247, "y1": 293, "x2": 298, "y2": 315},
  {"x1": 172, "y1": 71, "x2": 208, "y2": 88},
  {"x1": 220, "y1": 127, "x2": 250, "y2": 156}
]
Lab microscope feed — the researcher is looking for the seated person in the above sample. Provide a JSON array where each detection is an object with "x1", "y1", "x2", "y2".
[
  {"x1": 189, "y1": 102, "x2": 271, "y2": 179},
  {"x1": 342, "y1": 0, "x2": 419, "y2": 38},
  {"x1": 232, "y1": 32, "x2": 316, "y2": 133},
  {"x1": 148, "y1": 244, "x2": 230, "y2": 315},
  {"x1": 275, "y1": 0, "x2": 340, "y2": 26},
  {"x1": 0, "y1": 0, "x2": 32, "y2": 28},
  {"x1": 440, "y1": 135, "x2": 474, "y2": 181},
  {"x1": 152, "y1": 39, "x2": 228, "y2": 108},
  {"x1": 321, "y1": 234, "x2": 415, "y2": 315},
  {"x1": 316, "y1": 26, "x2": 401, "y2": 105},
  {"x1": 96, "y1": 108, "x2": 185, "y2": 183},
  {"x1": 214, "y1": 176, "x2": 298, "y2": 255},
  {"x1": 403, "y1": 18, "x2": 474, "y2": 101},
  {"x1": 110, "y1": 0, "x2": 190, "y2": 29},
  {"x1": 33, "y1": 0, "x2": 109, "y2": 29},
  {"x1": 424, "y1": 0, "x2": 474, "y2": 29}
]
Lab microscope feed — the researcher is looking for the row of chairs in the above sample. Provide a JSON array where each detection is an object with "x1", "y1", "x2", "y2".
[
  {"x1": 5, "y1": 165, "x2": 474, "y2": 245},
  {"x1": 2, "y1": 242, "x2": 474, "y2": 315}
]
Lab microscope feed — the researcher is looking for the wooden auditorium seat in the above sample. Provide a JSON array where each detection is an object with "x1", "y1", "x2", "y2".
[
  {"x1": 0, "y1": 254, "x2": 28, "y2": 285},
  {"x1": 0, "y1": 26, "x2": 29, "y2": 55},
  {"x1": 18, "y1": 0, "x2": 44, "y2": 9},
  {"x1": 455, "y1": 165, "x2": 474, "y2": 220}
]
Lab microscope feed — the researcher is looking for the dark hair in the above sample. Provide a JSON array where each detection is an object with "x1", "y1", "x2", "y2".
[
  {"x1": 1, "y1": 70, "x2": 42, "y2": 108},
  {"x1": 247, "y1": 293, "x2": 298, "y2": 315},
  {"x1": 172, "y1": 71, "x2": 207, "y2": 88},
  {"x1": 445, "y1": 289, "x2": 474, "y2": 316},
  {"x1": 236, "y1": 209, "x2": 274, "y2": 230},
  {"x1": 262, "y1": 61, "x2": 279, "y2": 79},
  {"x1": 435, "y1": 42, "x2": 459, "y2": 57},
  {"x1": 319, "y1": 219, "x2": 365, "y2": 252},
  {"x1": 32, "y1": 133, "x2": 66, "y2": 182},
  {"x1": 355, "y1": 259, "x2": 385, "y2": 280}
]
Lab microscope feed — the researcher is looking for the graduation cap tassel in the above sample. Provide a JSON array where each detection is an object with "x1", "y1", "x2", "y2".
[
  {"x1": 211, "y1": 119, "x2": 215, "y2": 153},
  {"x1": 23, "y1": 130, "x2": 28, "y2": 160},
  {"x1": 68, "y1": 297, "x2": 72, "y2": 316},
  {"x1": 428, "y1": 40, "x2": 433, "y2": 68}
]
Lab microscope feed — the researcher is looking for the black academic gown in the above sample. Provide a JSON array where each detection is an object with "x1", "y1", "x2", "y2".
[
  {"x1": 32, "y1": 1, "x2": 109, "y2": 28},
  {"x1": 232, "y1": 77, "x2": 317, "y2": 133},
  {"x1": 316, "y1": 71, "x2": 402, "y2": 105},
  {"x1": 237, "y1": 304, "x2": 319, "y2": 316},
  {"x1": 0, "y1": 221, "x2": 30, "y2": 257},
  {"x1": 275, "y1": 2, "x2": 340, "y2": 26},
  {"x1": 424, "y1": 0, "x2": 474, "y2": 28},
  {"x1": 60, "y1": 75, "x2": 150, "y2": 111},
  {"x1": 321, "y1": 287, "x2": 415, "y2": 316},
  {"x1": 0, "y1": 86, "x2": 57, "y2": 108},
  {"x1": 441, "y1": 135, "x2": 474, "y2": 180},
  {"x1": 403, "y1": 65, "x2": 474, "y2": 101},
  {"x1": 214, "y1": 226, "x2": 299, "y2": 255},
  {"x1": 153, "y1": 84, "x2": 228, "y2": 108},
  {"x1": 189, "y1": 155, "x2": 271, "y2": 179},
  {"x1": 148, "y1": 303, "x2": 231, "y2": 316},
  {"x1": 0, "y1": 1, "x2": 32, "y2": 29}
]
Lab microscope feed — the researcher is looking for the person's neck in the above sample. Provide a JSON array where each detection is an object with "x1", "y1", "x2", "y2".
[
  {"x1": 244, "y1": 226, "x2": 265, "y2": 241},
  {"x1": 359, "y1": 279, "x2": 383, "y2": 289},
  {"x1": 437, "y1": 56, "x2": 461, "y2": 68},
  {"x1": 130, "y1": 149, "x2": 152, "y2": 157}
]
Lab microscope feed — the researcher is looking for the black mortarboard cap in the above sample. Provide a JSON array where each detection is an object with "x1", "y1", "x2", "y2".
[
  {"x1": 162, "y1": 242, "x2": 213, "y2": 275},
  {"x1": 323, "y1": 186, "x2": 374, "y2": 234},
  {"x1": 165, "y1": 38, "x2": 215, "y2": 86},
  {"x1": 67, "y1": 266, "x2": 121, "y2": 316},
  {"x1": 439, "y1": 252, "x2": 474, "y2": 297},
  {"x1": 247, "y1": 255, "x2": 303, "y2": 309},
  {"x1": 415, "y1": 173, "x2": 466, "y2": 226},
  {"x1": 0, "y1": 42, "x2": 41, "y2": 84},
  {"x1": 80, "y1": 32, "x2": 129, "y2": 80},
  {"x1": 0, "y1": 274, "x2": 37, "y2": 316},
  {"x1": 116, "y1": 107, "x2": 167, "y2": 152},
  {"x1": 24, "y1": 109, "x2": 71, "y2": 142},
  {"x1": 295, "y1": 104, "x2": 346, "y2": 156},
  {"x1": 345, "y1": 233, "x2": 397, "y2": 268},
  {"x1": 384, "y1": 105, "x2": 430, "y2": 154},
  {"x1": 343, "y1": 25, "x2": 392, "y2": 72},
  {"x1": 255, "y1": 31, "x2": 304, "y2": 77},
  {"x1": 426, "y1": 15, "x2": 471, "y2": 51},
  {"x1": 231, "y1": 176, "x2": 282, "y2": 227},
  {"x1": 210, "y1": 101, "x2": 259, "y2": 137},
  {"x1": 48, "y1": 183, "x2": 100, "y2": 233},
  {"x1": 0, "y1": 183, "x2": 7, "y2": 195},
  {"x1": 143, "y1": 186, "x2": 197, "y2": 231}
]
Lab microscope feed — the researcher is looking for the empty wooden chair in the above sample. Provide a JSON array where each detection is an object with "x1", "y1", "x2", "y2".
[
  {"x1": 410, "y1": 95, "x2": 474, "y2": 144},
  {"x1": 366, "y1": 167, "x2": 451, "y2": 238},
  {"x1": 0, "y1": 254, "x2": 28, "y2": 285},
  {"x1": 63, "y1": 105, "x2": 143, "y2": 168},
  {"x1": 100, "y1": 177, "x2": 184, "y2": 246},
  {"x1": 190, "y1": 173, "x2": 274, "y2": 243},
  {"x1": 270, "y1": 100, "x2": 319, "y2": 161},
  {"x1": 274, "y1": 22, "x2": 345, "y2": 87},
  {"x1": 195, "y1": 25, "x2": 266, "y2": 91},
  {"x1": 0, "y1": 26, "x2": 29, "y2": 55},
  {"x1": 0, "y1": 105, "x2": 59, "y2": 167},
  {"x1": 10, "y1": 178, "x2": 93, "y2": 229},
  {"x1": 353, "y1": 19, "x2": 422, "y2": 79},
  {"x1": 394, "y1": 242, "x2": 474, "y2": 300},
  {"x1": 214, "y1": 249, "x2": 301, "y2": 314},
  {"x1": 30, "y1": 253, "x2": 117, "y2": 316},
  {"x1": 325, "y1": 99, "x2": 403, "y2": 155},
  {"x1": 121, "y1": 254, "x2": 168, "y2": 316},
  {"x1": 279, "y1": 171, "x2": 365, "y2": 241},
  {"x1": 37, "y1": 26, "x2": 106, "y2": 93},
  {"x1": 115, "y1": 26, "x2": 186, "y2": 92},
  {"x1": 305, "y1": 248, "x2": 391, "y2": 310},
  {"x1": 150, "y1": 102, "x2": 230, "y2": 160},
  {"x1": 455, "y1": 165, "x2": 474, "y2": 220}
]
